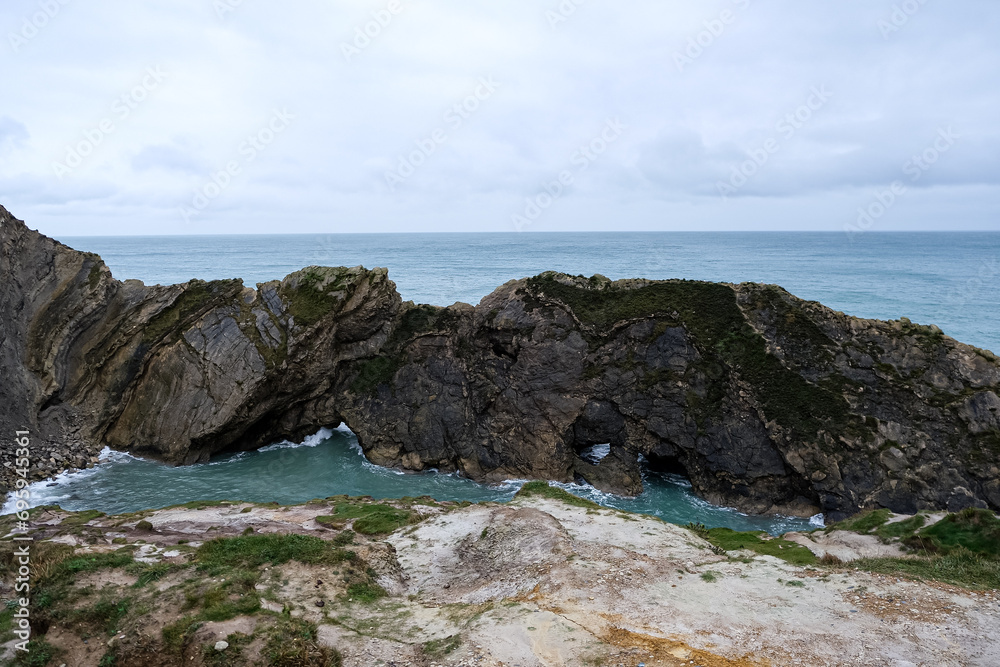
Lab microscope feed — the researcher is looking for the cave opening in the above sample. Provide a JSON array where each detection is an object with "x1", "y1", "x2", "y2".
[{"x1": 643, "y1": 451, "x2": 689, "y2": 478}]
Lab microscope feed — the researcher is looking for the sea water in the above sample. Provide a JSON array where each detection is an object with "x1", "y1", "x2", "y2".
[{"x1": 7, "y1": 232, "x2": 998, "y2": 533}]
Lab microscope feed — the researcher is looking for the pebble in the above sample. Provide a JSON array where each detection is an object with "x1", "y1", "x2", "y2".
[{"x1": 215, "y1": 640, "x2": 229, "y2": 651}]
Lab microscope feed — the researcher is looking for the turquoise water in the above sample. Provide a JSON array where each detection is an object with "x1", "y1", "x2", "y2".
[
  {"x1": 7, "y1": 232, "x2": 998, "y2": 533},
  {"x1": 7, "y1": 428, "x2": 820, "y2": 535}
]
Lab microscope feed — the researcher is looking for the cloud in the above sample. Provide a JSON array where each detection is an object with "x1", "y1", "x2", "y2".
[
  {"x1": 0, "y1": 0, "x2": 997, "y2": 234},
  {"x1": 131, "y1": 143, "x2": 206, "y2": 174},
  {"x1": 0, "y1": 116, "x2": 29, "y2": 153}
]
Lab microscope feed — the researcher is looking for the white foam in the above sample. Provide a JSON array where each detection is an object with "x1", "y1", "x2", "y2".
[
  {"x1": 258, "y1": 427, "x2": 335, "y2": 452},
  {"x1": 579, "y1": 443, "x2": 611, "y2": 464},
  {"x1": 1, "y1": 447, "x2": 125, "y2": 515}
]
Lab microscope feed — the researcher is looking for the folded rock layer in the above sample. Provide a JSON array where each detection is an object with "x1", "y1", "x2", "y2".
[{"x1": 2, "y1": 205, "x2": 998, "y2": 519}]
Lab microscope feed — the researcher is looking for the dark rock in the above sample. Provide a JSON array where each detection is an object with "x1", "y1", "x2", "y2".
[{"x1": 2, "y1": 204, "x2": 999, "y2": 518}]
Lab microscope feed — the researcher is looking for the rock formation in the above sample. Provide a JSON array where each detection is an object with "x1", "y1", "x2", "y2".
[{"x1": 2, "y1": 205, "x2": 998, "y2": 519}]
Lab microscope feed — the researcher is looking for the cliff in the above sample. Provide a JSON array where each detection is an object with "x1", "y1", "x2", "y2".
[{"x1": 2, "y1": 205, "x2": 999, "y2": 519}]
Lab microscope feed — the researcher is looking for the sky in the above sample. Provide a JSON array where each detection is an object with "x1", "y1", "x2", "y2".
[{"x1": 0, "y1": 0, "x2": 998, "y2": 236}]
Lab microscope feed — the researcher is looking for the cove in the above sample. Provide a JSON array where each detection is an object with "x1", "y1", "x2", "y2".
[{"x1": 5, "y1": 428, "x2": 820, "y2": 535}]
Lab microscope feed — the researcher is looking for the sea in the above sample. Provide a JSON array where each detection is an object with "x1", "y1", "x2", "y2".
[{"x1": 5, "y1": 232, "x2": 998, "y2": 534}]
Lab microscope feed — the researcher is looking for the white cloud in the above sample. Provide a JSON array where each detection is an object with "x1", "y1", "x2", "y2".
[{"x1": 0, "y1": 0, "x2": 997, "y2": 235}]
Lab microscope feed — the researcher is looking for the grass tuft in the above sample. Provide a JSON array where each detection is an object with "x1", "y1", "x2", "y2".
[
  {"x1": 196, "y1": 533, "x2": 352, "y2": 572},
  {"x1": 514, "y1": 481, "x2": 601, "y2": 509},
  {"x1": 687, "y1": 525, "x2": 817, "y2": 566}
]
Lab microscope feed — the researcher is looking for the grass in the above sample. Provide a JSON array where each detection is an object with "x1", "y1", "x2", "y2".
[
  {"x1": 688, "y1": 525, "x2": 817, "y2": 566},
  {"x1": 514, "y1": 481, "x2": 601, "y2": 509},
  {"x1": 263, "y1": 617, "x2": 342, "y2": 667},
  {"x1": 11, "y1": 639, "x2": 58, "y2": 667},
  {"x1": 699, "y1": 572, "x2": 718, "y2": 583},
  {"x1": 346, "y1": 581, "x2": 388, "y2": 603},
  {"x1": 281, "y1": 267, "x2": 351, "y2": 328},
  {"x1": 162, "y1": 616, "x2": 203, "y2": 654},
  {"x1": 60, "y1": 509, "x2": 105, "y2": 526},
  {"x1": 69, "y1": 596, "x2": 132, "y2": 635},
  {"x1": 850, "y1": 549, "x2": 1000, "y2": 590},
  {"x1": 917, "y1": 508, "x2": 1000, "y2": 556},
  {"x1": 875, "y1": 514, "x2": 927, "y2": 541},
  {"x1": 196, "y1": 534, "x2": 354, "y2": 572},
  {"x1": 826, "y1": 509, "x2": 891, "y2": 534},
  {"x1": 423, "y1": 634, "x2": 462, "y2": 658},
  {"x1": 202, "y1": 631, "x2": 252, "y2": 667},
  {"x1": 523, "y1": 275, "x2": 872, "y2": 445},
  {"x1": 316, "y1": 502, "x2": 417, "y2": 535},
  {"x1": 143, "y1": 280, "x2": 242, "y2": 345},
  {"x1": 827, "y1": 508, "x2": 1000, "y2": 589}
]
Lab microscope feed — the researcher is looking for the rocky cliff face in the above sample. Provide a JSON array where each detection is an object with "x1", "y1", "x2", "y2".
[{"x1": 2, "y1": 205, "x2": 998, "y2": 519}]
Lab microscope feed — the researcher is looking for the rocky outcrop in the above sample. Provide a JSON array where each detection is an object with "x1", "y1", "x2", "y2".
[{"x1": 2, "y1": 205, "x2": 999, "y2": 519}]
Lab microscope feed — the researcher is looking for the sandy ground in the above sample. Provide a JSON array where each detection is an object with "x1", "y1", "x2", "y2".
[{"x1": 3, "y1": 499, "x2": 999, "y2": 667}]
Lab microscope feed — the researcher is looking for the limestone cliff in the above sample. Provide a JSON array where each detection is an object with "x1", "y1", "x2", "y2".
[{"x1": 2, "y1": 205, "x2": 998, "y2": 519}]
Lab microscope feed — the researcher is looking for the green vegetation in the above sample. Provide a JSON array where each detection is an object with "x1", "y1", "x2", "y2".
[
  {"x1": 87, "y1": 261, "x2": 103, "y2": 289},
  {"x1": 346, "y1": 581, "x2": 388, "y2": 603},
  {"x1": 699, "y1": 571, "x2": 718, "y2": 583},
  {"x1": 349, "y1": 356, "x2": 404, "y2": 395},
  {"x1": 202, "y1": 631, "x2": 252, "y2": 667},
  {"x1": 514, "y1": 481, "x2": 601, "y2": 509},
  {"x1": 129, "y1": 561, "x2": 176, "y2": 587},
  {"x1": 331, "y1": 530, "x2": 356, "y2": 547},
  {"x1": 196, "y1": 533, "x2": 354, "y2": 572},
  {"x1": 786, "y1": 579, "x2": 806, "y2": 588},
  {"x1": 60, "y1": 509, "x2": 105, "y2": 526},
  {"x1": 143, "y1": 280, "x2": 241, "y2": 345},
  {"x1": 11, "y1": 639, "x2": 58, "y2": 667},
  {"x1": 687, "y1": 525, "x2": 817, "y2": 566},
  {"x1": 826, "y1": 508, "x2": 1000, "y2": 589},
  {"x1": 68, "y1": 596, "x2": 131, "y2": 635},
  {"x1": 162, "y1": 616, "x2": 202, "y2": 654},
  {"x1": 917, "y1": 508, "x2": 1000, "y2": 556},
  {"x1": 317, "y1": 502, "x2": 417, "y2": 535},
  {"x1": 264, "y1": 617, "x2": 342, "y2": 667},
  {"x1": 875, "y1": 514, "x2": 926, "y2": 541},
  {"x1": 282, "y1": 268, "x2": 351, "y2": 327},
  {"x1": 423, "y1": 634, "x2": 462, "y2": 658},
  {"x1": 826, "y1": 509, "x2": 891, "y2": 534},
  {"x1": 850, "y1": 550, "x2": 1000, "y2": 590},
  {"x1": 523, "y1": 275, "x2": 870, "y2": 445},
  {"x1": 199, "y1": 573, "x2": 262, "y2": 621}
]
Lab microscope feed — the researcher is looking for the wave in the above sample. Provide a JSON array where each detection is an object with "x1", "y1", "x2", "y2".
[{"x1": 258, "y1": 427, "x2": 336, "y2": 452}]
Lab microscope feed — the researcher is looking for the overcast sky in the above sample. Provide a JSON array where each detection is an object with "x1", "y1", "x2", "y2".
[{"x1": 1, "y1": 0, "x2": 998, "y2": 236}]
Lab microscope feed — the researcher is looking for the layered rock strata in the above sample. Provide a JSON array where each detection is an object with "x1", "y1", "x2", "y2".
[{"x1": 2, "y1": 205, "x2": 998, "y2": 519}]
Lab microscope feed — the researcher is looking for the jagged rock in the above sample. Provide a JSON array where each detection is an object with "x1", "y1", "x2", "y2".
[{"x1": 2, "y1": 205, "x2": 999, "y2": 520}]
